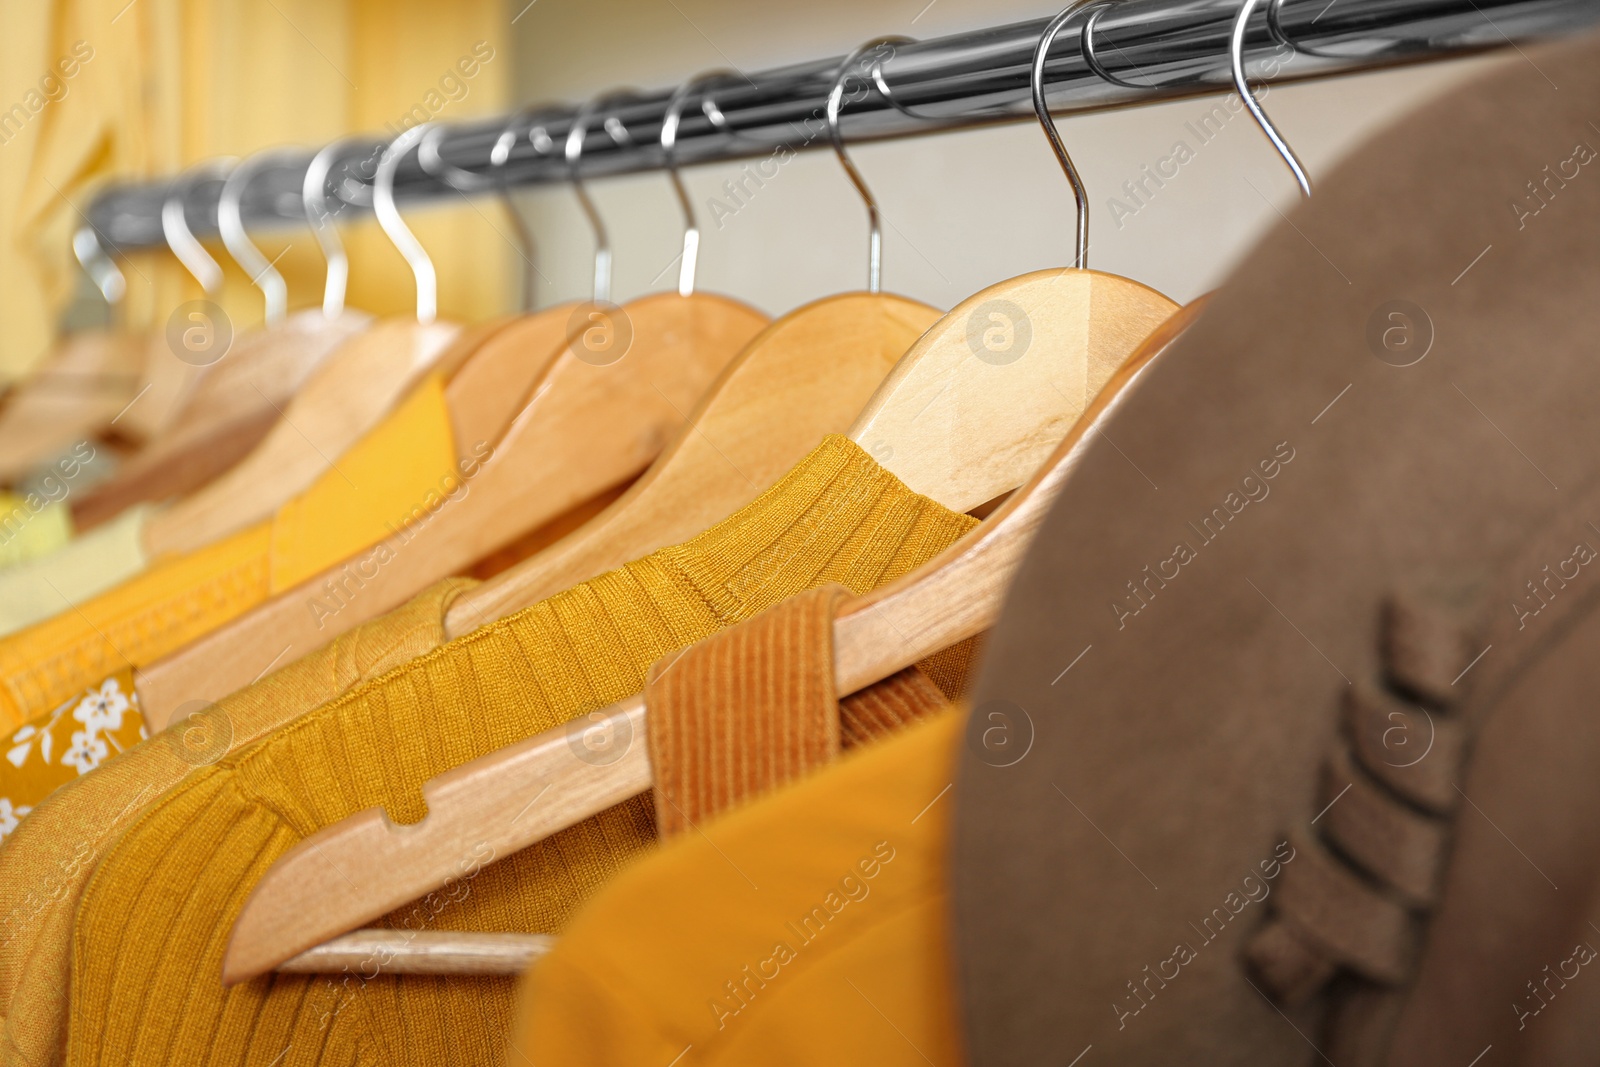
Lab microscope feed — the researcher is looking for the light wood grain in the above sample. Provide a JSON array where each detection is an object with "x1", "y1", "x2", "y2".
[
  {"x1": 141, "y1": 318, "x2": 463, "y2": 558},
  {"x1": 850, "y1": 268, "x2": 1177, "y2": 513},
  {"x1": 140, "y1": 293, "x2": 767, "y2": 731},
  {"x1": 0, "y1": 331, "x2": 145, "y2": 484},
  {"x1": 276, "y1": 929, "x2": 553, "y2": 976},
  {"x1": 443, "y1": 292, "x2": 941, "y2": 638},
  {"x1": 88, "y1": 312, "x2": 371, "y2": 502},
  {"x1": 222, "y1": 295, "x2": 1206, "y2": 984},
  {"x1": 222, "y1": 698, "x2": 649, "y2": 983},
  {"x1": 116, "y1": 330, "x2": 214, "y2": 444}
]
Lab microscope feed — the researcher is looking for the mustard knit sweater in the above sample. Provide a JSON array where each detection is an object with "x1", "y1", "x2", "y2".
[{"x1": 66, "y1": 437, "x2": 977, "y2": 1067}]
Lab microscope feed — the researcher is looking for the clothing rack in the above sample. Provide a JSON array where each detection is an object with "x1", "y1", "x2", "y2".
[{"x1": 84, "y1": 0, "x2": 1599, "y2": 252}]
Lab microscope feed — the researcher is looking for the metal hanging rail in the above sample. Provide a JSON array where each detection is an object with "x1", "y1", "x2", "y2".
[{"x1": 85, "y1": 0, "x2": 1599, "y2": 251}]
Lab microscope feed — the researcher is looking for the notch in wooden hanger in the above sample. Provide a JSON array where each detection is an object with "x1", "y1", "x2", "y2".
[
  {"x1": 222, "y1": 300, "x2": 1200, "y2": 984},
  {"x1": 221, "y1": 3, "x2": 1206, "y2": 980}
]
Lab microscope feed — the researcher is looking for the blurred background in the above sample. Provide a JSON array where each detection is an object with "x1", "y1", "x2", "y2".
[{"x1": 0, "y1": 0, "x2": 1500, "y2": 382}]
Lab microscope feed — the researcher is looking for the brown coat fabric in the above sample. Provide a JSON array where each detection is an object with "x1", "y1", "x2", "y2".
[
  {"x1": 953, "y1": 31, "x2": 1600, "y2": 1066},
  {"x1": 646, "y1": 583, "x2": 959, "y2": 835}
]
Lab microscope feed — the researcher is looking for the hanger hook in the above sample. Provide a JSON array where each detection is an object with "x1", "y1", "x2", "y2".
[
  {"x1": 493, "y1": 109, "x2": 550, "y2": 312},
  {"x1": 161, "y1": 159, "x2": 235, "y2": 295},
  {"x1": 827, "y1": 37, "x2": 910, "y2": 294},
  {"x1": 302, "y1": 139, "x2": 361, "y2": 319},
  {"x1": 661, "y1": 77, "x2": 708, "y2": 297},
  {"x1": 565, "y1": 92, "x2": 637, "y2": 305},
  {"x1": 1231, "y1": 0, "x2": 1312, "y2": 197},
  {"x1": 374, "y1": 123, "x2": 439, "y2": 324},
  {"x1": 72, "y1": 225, "x2": 126, "y2": 308},
  {"x1": 1031, "y1": 4, "x2": 1098, "y2": 270},
  {"x1": 662, "y1": 71, "x2": 737, "y2": 298},
  {"x1": 218, "y1": 151, "x2": 294, "y2": 326}
]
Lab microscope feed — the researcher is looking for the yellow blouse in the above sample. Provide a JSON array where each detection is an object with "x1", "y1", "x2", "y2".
[
  {"x1": 64, "y1": 437, "x2": 977, "y2": 1067},
  {"x1": 0, "y1": 375, "x2": 459, "y2": 730},
  {"x1": 0, "y1": 505, "x2": 148, "y2": 641},
  {"x1": 517, "y1": 707, "x2": 968, "y2": 1067},
  {"x1": 0, "y1": 578, "x2": 479, "y2": 1067}
]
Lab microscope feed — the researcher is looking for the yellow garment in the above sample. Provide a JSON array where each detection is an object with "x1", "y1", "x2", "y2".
[
  {"x1": 0, "y1": 505, "x2": 149, "y2": 640},
  {"x1": 0, "y1": 492, "x2": 72, "y2": 571},
  {"x1": 0, "y1": 672, "x2": 145, "y2": 843},
  {"x1": 520, "y1": 707, "x2": 968, "y2": 1067},
  {"x1": 0, "y1": 577, "x2": 477, "y2": 1067},
  {"x1": 4, "y1": 0, "x2": 510, "y2": 381},
  {"x1": 0, "y1": 375, "x2": 457, "y2": 730},
  {"x1": 67, "y1": 437, "x2": 977, "y2": 1067}
]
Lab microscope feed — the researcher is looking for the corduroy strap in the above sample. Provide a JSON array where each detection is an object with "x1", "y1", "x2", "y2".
[{"x1": 646, "y1": 584, "x2": 952, "y2": 836}]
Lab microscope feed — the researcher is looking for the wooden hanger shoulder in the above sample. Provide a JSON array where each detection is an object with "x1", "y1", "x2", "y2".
[
  {"x1": 0, "y1": 330, "x2": 145, "y2": 485},
  {"x1": 84, "y1": 312, "x2": 371, "y2": 507},
  {"x1": 219, "y1": 295, "x2": 1204, "y2": 984},
  {"x1": 156, "y1": 310, "x2": 371, "y2": 448},
  {"x1": 849, "y1": 268, "x2": 1177, "y2": 513},
  {"x1": 137, "y1": 292, "x2": 768, "y2": 730},
  {"x1": 441, "y1": 305, "x2": 579, "y2": 455},
  {"x1": 442, "y1": 291, "x2": 941, "y2": 638},
  {"x1": 140, "y1": 317, "x2": 463, "y2": 558},
  {"x1": 834, "y1": 294, "x2": 1205, "y2": 689}
]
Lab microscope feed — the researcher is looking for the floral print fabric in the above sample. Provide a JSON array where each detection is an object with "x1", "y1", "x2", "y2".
[{"x1": 0, "y1": 672, "x2": 145, "y2": 843}]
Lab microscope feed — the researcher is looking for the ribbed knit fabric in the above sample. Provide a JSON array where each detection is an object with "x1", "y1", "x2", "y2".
[
  {"x1": 64, "y1": 436, "x2": 976, "y2": 1067},
  {"x1": 647, "y1": 583, "x2": 954, "y2": 836},
  {"x1": 516, "y1": 707, "x2": 970, "y2": 1067},
  {"x1": 0, "y1": 578, "x2": 478, "y2": 1067},
  {"x1": 0, "y1": 375, "x2": 459, "y2": 729}
]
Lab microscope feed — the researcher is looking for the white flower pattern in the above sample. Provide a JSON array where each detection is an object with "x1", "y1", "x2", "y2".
[{"x1": 0, "y1": 675, "x2": 144, "y2": 843}]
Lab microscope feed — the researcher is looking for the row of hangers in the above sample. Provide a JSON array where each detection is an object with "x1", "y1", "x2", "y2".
[{"x1": 10, "y1": 0, "x2": 1309, "y2": 983}]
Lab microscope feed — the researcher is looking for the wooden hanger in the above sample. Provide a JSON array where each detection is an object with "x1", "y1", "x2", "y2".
[
  {"x1": 850, "y1": 267, "x2": 1174, "y2": 511},
  {"x1": 220, "y1": 22, "x2": 1192, "y2": 979},
  {"x1": 439, "y1": 72, "x2": 943, "y2": 637},
  {"x1": 137, "y1": 131, "x2": 479, "y2": 559},
  {"x1": 138, "y1": 314, "x2": 462, "y2": 557},
  {"x1": 68, "y1": 310, "x2": 372, "y2": 531},
  {"x1": 73, "y1": 153, "x2": 384, "y2": 524},
  {"x1": 221, "y1": 295, "x2": 1205, "y2": 983},
  {"x1": 136, "y1": 107, "x2": 770, "y2": 729},
  {"x1": 0, "y1": 329, "x2": 144, "y2": 486},
  {"x1": 0, "y1": 227, "x2": 143, "y2": 486},
  {"x1": 0, "y1": 184, "x2": 231, "y2": 487},
  {"x1": 442, "y1": 291, "x2": 942, "y2": 637}
]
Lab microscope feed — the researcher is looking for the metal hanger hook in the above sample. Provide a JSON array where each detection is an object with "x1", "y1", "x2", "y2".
[
  {"x1": 827, "y1": 37, "x2": 911, "y2": 294},
  {"x1": 1032, "y1": 3, "x2": 1097, "y2": 271},
  {"x1": 72, "y1": 225, "x2": 126, "y2": 308},
  {"x1": 302, "y1": 139, "x2": 363, "y2": 319},
  {"x1": 161, "y1": 158, "x2": 236, "y2": 295},
  {"x1": 1231, "y1": 0, "x2": 1312, "y2": 197},
  {"x1": 218, "y1": 150, "x2": 296, "y2": 326},
  {"x1": 565, "y1": 91, "x2": 638, "y2": 305},
  {"x1": 662, "y1": 71, "x2": 738, "y2": 298},
  {"x1": 374, "y1": 123, "x2": 439, "y2": 324},
  {"x1": 493, "y1": 108, "x2": 555, "y2": 312}
]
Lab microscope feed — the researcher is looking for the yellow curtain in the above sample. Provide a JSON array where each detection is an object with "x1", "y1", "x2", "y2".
[{"x1": 1, "y1": 0, "x2": 511, "y2": 380}]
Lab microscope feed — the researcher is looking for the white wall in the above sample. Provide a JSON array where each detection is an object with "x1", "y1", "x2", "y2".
[{"x1": 509, "y1": 0, "x2": 1500, "y2": 314}]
